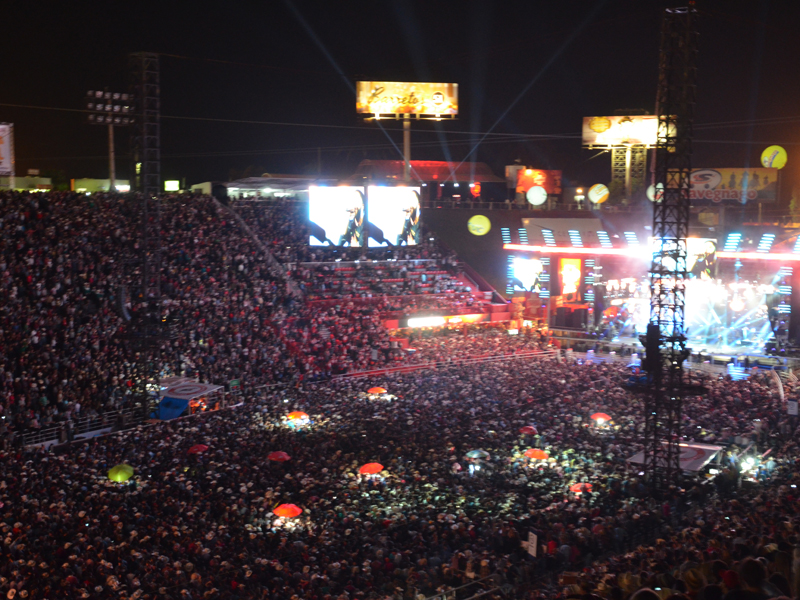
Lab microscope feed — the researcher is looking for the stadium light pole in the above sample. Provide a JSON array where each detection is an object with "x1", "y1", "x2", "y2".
[
  {"x1": 85, "y1": 90, "x2": 135, "y2": 191},
  {"x1": 108, "y1": 123, "x2": 115, "y2": 190}
]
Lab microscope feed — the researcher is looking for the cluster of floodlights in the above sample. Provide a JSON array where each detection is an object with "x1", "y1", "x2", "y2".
[{"x1": 86, "y1": 90, "x2": 135, "y2": 125}]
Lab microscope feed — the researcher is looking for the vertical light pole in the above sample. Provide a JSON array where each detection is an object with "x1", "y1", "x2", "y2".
[
  {"x1": 108, "y1": 124, "x2": 116, "y2": 190},
  {"x1": 85, "y1": 90, "x2": 134, "y2": 191},
  {"x1": 403, "y1": 113, "x2": 411, "y2": 182}
]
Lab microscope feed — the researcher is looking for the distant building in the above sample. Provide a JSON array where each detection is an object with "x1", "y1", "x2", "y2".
[
  {"x1": 0, "y1": 176, "x2": 52, "y2": 191},
  {"x1": 70, "y1": 179, "x2": 130, "y2": 193}
]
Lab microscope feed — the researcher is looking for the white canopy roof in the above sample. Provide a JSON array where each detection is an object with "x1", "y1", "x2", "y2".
[
  {"x1": 627, "y1": 442, "x2": 723, "y2": 472},
  {"x1": 160, "y1": 382, "x2": 223, "y2": 400}
]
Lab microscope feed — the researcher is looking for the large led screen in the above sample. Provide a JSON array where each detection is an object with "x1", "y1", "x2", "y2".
[
  {"x1": 367, "y1": 186, "x2": 421, "y2": 247},
  {"x1": 308, "y1": 186, "x2": 365, "y2": 247},
  {"x1": 510, "y1": 256, "x2": 544, "y2": 292},
  {"x1": 559, "y1": 258, "x2": 582, "y2": 299}
]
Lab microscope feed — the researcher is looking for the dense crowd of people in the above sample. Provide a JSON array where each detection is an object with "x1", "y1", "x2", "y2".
[
  {"x1": 1, "y1": 191, "x2": 800, "y2": 600},
  {"x1": 0, "y1": 352, "x2": 796, "y2": 600}
]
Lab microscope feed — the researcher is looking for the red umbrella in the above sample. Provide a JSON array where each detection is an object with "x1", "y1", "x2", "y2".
[
  {"x1": 520, "y1": 426, "x2": 538, "y2": 435},
  {"x1": 525, "y1": 449, "x2": 549, "y2": 460},
  {"x1": 273, "y1": 504, "x2": 303, "y2": 518},
  {"x1": 368, "y1": 387, "x2": 387, "y2": 394},
  {"x1": 590, "y1": 413, "x2": 612, "y2": 422},
  {"x1": 268, "y1": 451, "x2": 291, "y2": 462},
  {"x1": 570, "y1": 483, "x2": 593, "y2": 493},
  {"x1": 286, "y1": 411, "x2": 309, "y2": 421},
  {"x1": 188, "y1": 444, "x2": 209, "y2": 455},
  {"x1": 358, "y1": 462, "x2": 384, "y2": 475}
]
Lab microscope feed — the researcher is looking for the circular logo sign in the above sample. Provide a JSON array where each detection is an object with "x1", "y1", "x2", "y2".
[
  {"x1": 467, "y1": 215, "x2": 491, "y2": 236},
  {"x1": 587, "y1": 184, "x2": 610, "y2": 204},
  {"x1": 589, "y1": 116, "x2": 612, "y2": 133},
  {"x1": 761, "y1": 145, "x2": 787, "y2": 169},
  {"x1": 646, "y1": 183, "x2": 665, "y2": 202},
  {"x1": 526, "y1": 186, "x2": 548, "y2": 206}
]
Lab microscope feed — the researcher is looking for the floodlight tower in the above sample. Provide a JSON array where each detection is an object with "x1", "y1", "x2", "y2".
[
  {"x1": 84, "y1": 90, "x2": 135, "y2": 190},
  {"x1": 642, "y1": 5, "x2": 698, "y2": 490}
]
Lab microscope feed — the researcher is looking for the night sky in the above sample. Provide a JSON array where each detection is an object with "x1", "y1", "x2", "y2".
[{"x1": 4, "y1": 0, "x2": 799, "y2": 193}]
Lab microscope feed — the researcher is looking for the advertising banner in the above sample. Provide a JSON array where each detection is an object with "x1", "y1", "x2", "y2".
[
  {"x1": 367, "y1": 186, "x2": 421, "y2": 247},
  {"x1": 582, "y1": 115, "x2": 658, "y2": 147},
  {"x1": 0, "y1": 123, "x2": 14, "y2": 177},
  {"x1": 515, "y1": 169, "x2": 562, "y2": 196},
  {"x1": 689, "y1": 168, "x2": 778, "y2": 204},
  {"x1": 308, "y1": 186, "x2": 366, "y2": 247},
  {"x1": 356, "y1": 82, "x2": 458, "y2": 116}
]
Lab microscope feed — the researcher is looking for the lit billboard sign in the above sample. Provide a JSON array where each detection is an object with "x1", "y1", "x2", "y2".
[
  {"x1": 516, "y1": 169, "x2": 562, "y2": 196},
  {"x1": 689, "y1": 168, "x2": 777, "y2": 204},
  {"x1": 367, "y1": 186, "x2": 420, "y2": 247},
  {"x1": 308, "y1": 186, "x2": 366, "y2": 247},
  {"x1": 356, "y1": 81, "x2": 458, "y2": 116},
  {"x1": 0, "y1": 123, "x2": 14, "y2": 177},
  {"x1": 582, "y1": 115, "x2": 657, "y2": 147}
]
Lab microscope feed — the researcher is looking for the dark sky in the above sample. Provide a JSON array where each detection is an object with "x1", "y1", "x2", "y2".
[{"x1": 4, "y1": 0, "x2": 799, "y2": 191}]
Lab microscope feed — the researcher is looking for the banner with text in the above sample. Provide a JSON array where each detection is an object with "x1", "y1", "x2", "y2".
[
  {"x1": 356, "y1": 82, "x2": 458, "y2": 116},
  {"x1": 0, "y1": 124, "x2": 14, "y2": 177},
  {"x1": 689, "y1": 168, "x2": 778, "y2": 204}
]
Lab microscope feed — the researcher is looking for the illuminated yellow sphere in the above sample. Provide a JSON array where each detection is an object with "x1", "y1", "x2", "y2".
[
  {"x1": 761, "y1": 145, "x2": 787, "y2": 169},
  {"x1": 467, "y1": 214, "x2": 491, "y2": 236}
]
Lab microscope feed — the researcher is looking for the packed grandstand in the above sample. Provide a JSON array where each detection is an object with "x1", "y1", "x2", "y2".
[{"x1": 0, "y1": 190, "x2": 798, "y2": 600}]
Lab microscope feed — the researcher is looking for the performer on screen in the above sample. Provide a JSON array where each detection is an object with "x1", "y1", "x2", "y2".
[
  {"x1": 338, "y1": 194, "x2": 365, "y2": 247},
  {"x1": 690, "y1": 240, "x2": 717, "y2": 279},
  {"x1": 396, "y1": 193, "x2": 421, "y2": 245}
]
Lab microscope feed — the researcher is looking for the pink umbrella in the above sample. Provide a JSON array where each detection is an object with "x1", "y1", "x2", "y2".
[
  {"x1": 525, "y1": 449, "x2": 549, "y2": 460},
  {"x1": 570, "y1": 483, "x2": 593, "y2": 493},
  {"x1": 359, "y1": 463, "x2": 384, "y2": 475},
  {"x1": 273, "y1": 504, "x2": 303, "y2": 518},
  {"x1": 590, "y1": 413, "x2": 612, "y2": 422},
  {"x1": 267, "y1": 451, "x2": 291, "y2": 462},
  {"x1": 188, "y1": 444, "x2": 209, "y2": 455}
]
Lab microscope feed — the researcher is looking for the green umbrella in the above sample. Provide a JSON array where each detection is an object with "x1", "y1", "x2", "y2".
[
  {"x1": 108, "y1": 464, "x2": 134, "y2": 483},
  {"x1": 466, "y1": 450, "x2": 490, "y2": 459}
]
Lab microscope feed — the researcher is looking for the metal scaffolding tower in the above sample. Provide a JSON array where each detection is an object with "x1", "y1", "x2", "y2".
[
  {"x1": 127, "y1": 52, "x2": 164, "y2": 418},
  {"x1": 611, "y1": 146, "x2": 647, "y2": 199},
  {"x1": 129, "y1": 52, "x2": 161, "y2": 196},
  {"x1": 642, "y1": 6, "x2": 697, "y2": 490}
]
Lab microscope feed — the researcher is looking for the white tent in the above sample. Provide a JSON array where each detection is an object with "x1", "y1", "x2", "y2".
[
  {"x1": 160, "y1": 382, "x2": 223, "y2": 400},
  {"x1": 627, "y1": 442, "x2": 723, "y2": 472}
]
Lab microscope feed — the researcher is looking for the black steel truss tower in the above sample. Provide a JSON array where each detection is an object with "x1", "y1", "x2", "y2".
[
  {"x1": 127, "y1": 52, "x2": 164, "y2": 418},
  {"x1": 129, "y1": 52, "x2": 161, "y2": 197},
  {"x1": 643, "y1": 6, "x2": 697, "y2": 489}
]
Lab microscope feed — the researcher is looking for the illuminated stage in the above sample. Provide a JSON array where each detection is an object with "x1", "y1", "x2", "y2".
[{"x1": 504, "y1": 234, "x2": 796, "y2": 359}]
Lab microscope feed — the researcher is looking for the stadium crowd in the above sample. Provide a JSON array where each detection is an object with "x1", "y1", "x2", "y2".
[
  {"x1": 0, "y1": 192, "x2": 492, "y2": 436},
  {"x1": 0, "y1": 191, "x2": 798, "y2": 600}
]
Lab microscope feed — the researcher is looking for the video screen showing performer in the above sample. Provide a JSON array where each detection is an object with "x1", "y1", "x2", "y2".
[
  {"x1": 366, "y1": 186, "x2": 421, "y2": 247},
  {"x1": 688, "y1": 239, "x2": 717, "y2": 279},
  {"x1": 510, "y1": 256, "x2": 543, "y2": 292},
  {"x1": 308, "y1": 186, "x2": 365, "y2": 247}
]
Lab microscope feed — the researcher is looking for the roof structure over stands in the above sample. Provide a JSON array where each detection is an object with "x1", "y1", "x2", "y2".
[
  {"x1": 226, "y1": 174, "x2": 338, "y2": 196},
  {"x1": 352, "y1": 160, "x2": 506, "y2": 183}
]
